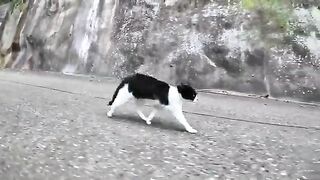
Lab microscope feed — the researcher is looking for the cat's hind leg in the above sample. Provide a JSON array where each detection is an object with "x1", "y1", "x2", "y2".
[
  {"x1": 145, "y1": 109, "x2": 157, "y2": 124},
  {"x1": 137, "y1": 108, "x2": 157, "y2": 125},
  {"x1": 135, "y1": 100, "x2": 152, "y2": 125},
  {"x1": 107, "y1": 84, "x2": 133, "y2": 117},
  {"x1": 135, "y1": 100, "x2": 158, "y2": 125}
]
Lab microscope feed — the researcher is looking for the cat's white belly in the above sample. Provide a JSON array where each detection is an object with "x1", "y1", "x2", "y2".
[{"x1": 136, "y1": 99, "x2": 164, "y2": 109}]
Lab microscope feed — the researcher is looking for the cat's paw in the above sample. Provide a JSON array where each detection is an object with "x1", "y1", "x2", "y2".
[
  {"x1": 186, "y1": 128, "x2": 197, "y2": 134},
  {"x1": 107, "y1": 111, "x2": 113, "y2": 117}
]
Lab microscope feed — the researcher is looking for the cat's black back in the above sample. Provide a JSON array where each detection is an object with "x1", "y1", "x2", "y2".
[{"x1": 125, "y1": 73, "x2": 170, "y2": 105}]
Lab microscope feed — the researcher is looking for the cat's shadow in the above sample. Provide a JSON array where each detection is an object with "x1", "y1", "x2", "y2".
[{"x1": 110, "y1": 113, "x2": 185, "y2": 132}]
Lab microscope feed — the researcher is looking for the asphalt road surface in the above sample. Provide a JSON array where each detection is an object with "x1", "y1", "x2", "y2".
[{"x1": 0, "y1": 70, "x2": 320, "y2": 180}]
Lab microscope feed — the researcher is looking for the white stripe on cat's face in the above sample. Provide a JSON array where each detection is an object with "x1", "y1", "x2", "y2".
[{"x1": 193, "y1": 95, "x2": 198, "y2": 102}]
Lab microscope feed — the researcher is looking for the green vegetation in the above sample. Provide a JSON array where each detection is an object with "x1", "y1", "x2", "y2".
[
  {"x1": 0, "y1": 0, "x2": 25, "y2": 13},
  {"x1": 10, "y1": 0, "x2": 25, "y2": 13},
  {"x1": 241, "y1": 0, "x2": 295, "y2": 47},
  {"x1": 0, "y1": 0, "x2": 10, "y2": 5},
  {"x1": 242, "y1": 0, "x2": 293, "y2": 31}
]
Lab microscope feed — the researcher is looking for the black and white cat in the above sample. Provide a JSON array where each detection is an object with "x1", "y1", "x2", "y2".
[{"x1": 107, "y1": 73, "x2": 198, "y2": 133}]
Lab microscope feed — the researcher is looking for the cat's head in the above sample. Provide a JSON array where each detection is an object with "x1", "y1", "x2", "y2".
[{"x1": 177, "y1": 83, "x2": 198, "y2": 102}]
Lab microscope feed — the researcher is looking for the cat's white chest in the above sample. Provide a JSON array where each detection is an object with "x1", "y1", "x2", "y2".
[{"x1": 167, "y1": 86, "x2": 182, "y2": 107}]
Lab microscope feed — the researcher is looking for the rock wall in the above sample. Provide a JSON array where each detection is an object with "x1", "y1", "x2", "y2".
[{"x1": 0, "y1": 0, "x2": 320, "y2": 103}]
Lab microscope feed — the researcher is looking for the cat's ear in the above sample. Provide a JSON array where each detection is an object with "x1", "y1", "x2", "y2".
[{"x1": 177, "y1": 83, "x2": 185, "y2": 94}]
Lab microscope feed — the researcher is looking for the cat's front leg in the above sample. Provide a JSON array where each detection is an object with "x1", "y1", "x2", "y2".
[
  {"x1": 168, "y1": 106, "x2": 197, "y2": 133},
  {"x1": 136, "y1": 110, "x2": 151, "y2": 125},
  {"x1": 145, "y1": 109, "x2": 157, "y2": 124}
]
